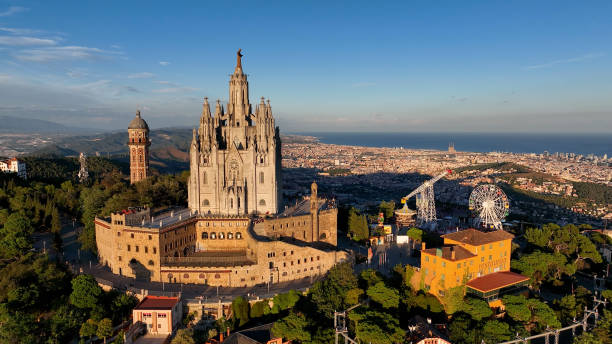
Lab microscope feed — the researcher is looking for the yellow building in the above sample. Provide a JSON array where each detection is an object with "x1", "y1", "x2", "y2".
[{"x1": 420, "y1": 228, "x2": 528, "y2": 306}]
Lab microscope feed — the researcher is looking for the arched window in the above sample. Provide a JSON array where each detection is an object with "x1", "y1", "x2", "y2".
[
  {"x1": 219, "y1": 232, "x2": 225, "y2": 239},
  {"x1": 320, "y1": 233, "x2": 327, "y2": 239},
  {"x1": 259, "y1": 171, "x2": 264, "y2": 184},
  {"x1": 201, "y1": 232, "x2": 208, "y2": 239},
  {"x1": 237, "y1": 197, "x2": 240, "y2": 209},
  {"x1": 236, "y1": 232, "x2": 242, "y2": 239},
  {"x1": 183, "y1": 273, "x2": 189, "y2": 278},
  {"x1": 202, "y1": 199, "x2": 210, "y2": 206},
  {"x1": 148, "y1": 260, "x2": 154, "y2": 266},
  {"x1": 260, "y1": 157, "x2": 264, "y2": 164},
  {"x1": 230, "y1": 198, "x2": 233, "y2": 208},
  {"x1": 227, "y1": 232, "x2": 234, "y2": 239},
  {"x1": 210, "y1": 232, "x2": 216, "y2": 239},
  {"x1": 259, "y1": 199, "x2": 266, "y2": 206}
]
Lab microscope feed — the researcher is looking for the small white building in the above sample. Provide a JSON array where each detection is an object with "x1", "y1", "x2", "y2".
[
  {"x1": 132, "y1": 296, "x2": 182, "y2": 335},
  {"x1": 0, "y1": 157, "x2": 26, "y2": 179}
]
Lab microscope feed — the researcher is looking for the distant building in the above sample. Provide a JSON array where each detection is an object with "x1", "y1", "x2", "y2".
[
  {"x1": 448, "y1": 142, "x2": 455, "y2": 154},
  {"x1": 419, "y1": 228, "x2": 529, "y2": 307},
  {"x1": 0, "y1": 157, "x2": 26, "y2": 179},
  {"x1": 132, "y1": 296, "x2": 182, "y2": 335},
  {"x1": 128, "y1": 110, "x2": 150, "y2": 184}
]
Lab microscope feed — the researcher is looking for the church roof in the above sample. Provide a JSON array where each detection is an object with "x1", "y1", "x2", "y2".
[{"x1": 128, "y1": 110, "x2": 149, "y2": 130}]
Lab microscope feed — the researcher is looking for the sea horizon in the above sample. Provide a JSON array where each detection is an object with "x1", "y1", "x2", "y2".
[{"x1": 291, "y1": 132, "x2": 612, "y2": 157}]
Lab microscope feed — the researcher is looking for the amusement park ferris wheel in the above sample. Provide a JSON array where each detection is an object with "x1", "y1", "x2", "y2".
[{"x1": 468, "y1": 184, "x2": 510, "y2": 230}]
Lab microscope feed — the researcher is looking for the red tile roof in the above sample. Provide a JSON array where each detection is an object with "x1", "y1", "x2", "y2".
[
  {"x1": 422, "y1": 245, "x2": 476, "y2": 261},
  {"x1": 466, "y1": 271, "x2": 529, "y2": 292},
  {"x1": 134, "y1": 296, "x2": 180, "y2": 310},
  {"x1": 442, "y1": 228, "x2": 514, "y2": 246}
]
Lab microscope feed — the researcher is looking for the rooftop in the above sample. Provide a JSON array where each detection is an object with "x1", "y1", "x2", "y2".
[
  {"x1": 442, "y1": 228, "x2": 514, "y2": 246},
  {"x1": 422, "y1": 245, "x2": 476, "y2": 261},
  {"x1": 466, "y1": 271, "x2": 530, "y2": 293},
  {"x1": 134, "y1": 296, "x2": 180, "y2": 310},
  {"x1": 224, "y1": 323, "x2": 277, "y2": 344}
]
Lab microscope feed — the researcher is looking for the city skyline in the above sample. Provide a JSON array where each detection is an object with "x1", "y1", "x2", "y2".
[{"x1": 0, "y1": 1, "x2": 611, "y2": 133}]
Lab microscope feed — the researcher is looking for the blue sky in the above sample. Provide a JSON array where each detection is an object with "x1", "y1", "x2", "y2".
[{"x1": 0, "y1": 0, "x2": 610, "y2": 132}]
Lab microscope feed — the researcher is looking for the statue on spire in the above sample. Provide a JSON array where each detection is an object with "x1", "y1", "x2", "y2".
[{"x1": 236, "y1": 49, "x2": 243, "y2": 70}]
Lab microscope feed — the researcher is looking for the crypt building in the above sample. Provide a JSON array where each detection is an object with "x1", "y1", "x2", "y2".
[{"x1": 95, "y1": 51, "x2": 346, "y2": 287}]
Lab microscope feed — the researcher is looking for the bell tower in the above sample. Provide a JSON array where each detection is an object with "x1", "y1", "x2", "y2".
[{"x1": 128, "y1": 110, "x2": 151, "y2": 184}]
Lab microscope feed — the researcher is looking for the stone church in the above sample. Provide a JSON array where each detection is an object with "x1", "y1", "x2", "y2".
[
  {"x1": 94, "y1": 51, "x2": 347, "y2": 287},
  {"x1": 188, "y1": 49, "x2": 281, "y2": 215}
]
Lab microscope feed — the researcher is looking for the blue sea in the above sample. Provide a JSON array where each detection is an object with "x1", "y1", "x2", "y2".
[{"x1": 293, "y1": 132, "x2": 612, "y2": 157}]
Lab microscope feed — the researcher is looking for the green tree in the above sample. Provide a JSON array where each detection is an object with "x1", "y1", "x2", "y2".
[
  {"x1": 309, "y1": 262, "x2": 358, "y2": 319},
  {"x1": 441, "y1": 285, "x2": 465, "y2": 315},
  {"x1": 482, "y1": 320, "x2": 511, "y2": 343},
  {"x1": 366, "y1": 282, "x2": 399, "y2": 309},
  {"x1": 96, "y1": 318, "x2": 113, "y2": 344},
  {"x1": 574, "y1": 332, "x2": 604, "y2": 344},
  {"x1": 378, "y1": 200, "x2": 395, "y2": 220},
  {"x1": 502, "y1": 295, "x2": 532, "y2": 323},
  {"x1": 448, "y1": 313, "x2": 480, "y2": 344},
  {"x1": 345, "y1": 288, "x2": 364, "y2": 305},
  {"x1": 250, "y1": 300, "x2": 271, "y2": 318},
  {"x1": 51, "y1": 206, "x2": 61, "y2": 233},
  {"x1": 553, "y1": 294, "x2": 577, "y2": 324},
  {"x1": 461, "y1": 297, "x2": 493, "y2": 321},
  {"x1": 70, "y1": 274, "x2": 103, "y2": 309},
  {"x1": 79, "y1": 318, "x2": 97, "y2": 339},
  {"x1": 271, "y1": 312, "x2": 311, "y2": 342},
  {"x1": 171, "y1": 328, "x2": 196, "y2": 344},
  {"x1": 271, "y1": 290, "x2": 300, "y2": 313},
  {"x1": 0, "y1": 212, "x2": 34, "y2": 257},
  {"x1": 348, "y1": 208, "x2": 369, "y2": 241},
  {"x1": 349, "y1": 309, "x2": 404, "y2": 344},
  {"x1": 231, "y1": 296, "x2": 250, "y2": 328}
]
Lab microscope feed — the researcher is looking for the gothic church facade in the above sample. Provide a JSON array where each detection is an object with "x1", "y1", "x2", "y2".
[{"x1": 188, "y1": 50, "x2": 281, "y2": 215}]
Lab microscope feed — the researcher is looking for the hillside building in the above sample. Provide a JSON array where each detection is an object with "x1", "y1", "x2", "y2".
[
  {"x1": 0, "y1": 157, "x2": 26, "y2": 179},
  {"x1": 419, "y1": 228, "x2": 528, "y2": 307},
  {"x1": 94, "y1": 50, "x2": 346, "y2": 287}
]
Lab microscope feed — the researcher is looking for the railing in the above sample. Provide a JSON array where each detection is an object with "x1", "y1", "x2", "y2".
[{"x1": 161, "y1": 255, "x2": 255, "y2": 267}]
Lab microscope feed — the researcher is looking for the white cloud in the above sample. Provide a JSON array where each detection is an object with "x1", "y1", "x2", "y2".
[
  {"x1": 0, "y1": 6, "x2": 28, "y2": 17},
  {"x1": 155, "y1": 80, "x2": 176, "y2": 85},
  {"x1": 15, "y1": 46, "x2": 116, "y2": 62},
  {"x1": 159, "y1": 61, "x2": 170, "y2": 66},
  {"x1": 128, "y1": 72, "x2": 155, "y2": 79},
  {"x1": 0, "y1": 27, "x2": 43, "y2": 35},
  {"x1": 525, "y1": 53, "x2": 605, "y2": 70},
  {"x1": 152, "y1": 87, "x2": 198, "y2": 93},
  {"x1": 0, "y1": 36, "x2": 57, "y2": 46}
]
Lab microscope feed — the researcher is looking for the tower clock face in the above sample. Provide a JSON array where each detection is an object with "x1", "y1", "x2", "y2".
[{"x1": 229, "y1": 159, "x2": 239, "y2": 171}]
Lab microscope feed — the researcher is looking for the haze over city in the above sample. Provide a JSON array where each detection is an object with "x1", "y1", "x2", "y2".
[{"x1": 0, "y1": 1, "x2": 611, "y2": 133}]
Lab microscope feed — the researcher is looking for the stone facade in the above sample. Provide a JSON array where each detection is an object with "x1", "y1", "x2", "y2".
[
  {"x1": 94, "y1": 206, "x2": 345, "y2": 286},
  {"x1": 94, "y1": 51, "x2": 347, "y2": 287},
  {"x1": 188, "y1": 52, "x2": 281, "y2": 215},
  {"x1": 128, "y1": 110, "x2": 151, "y2": 184}
]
